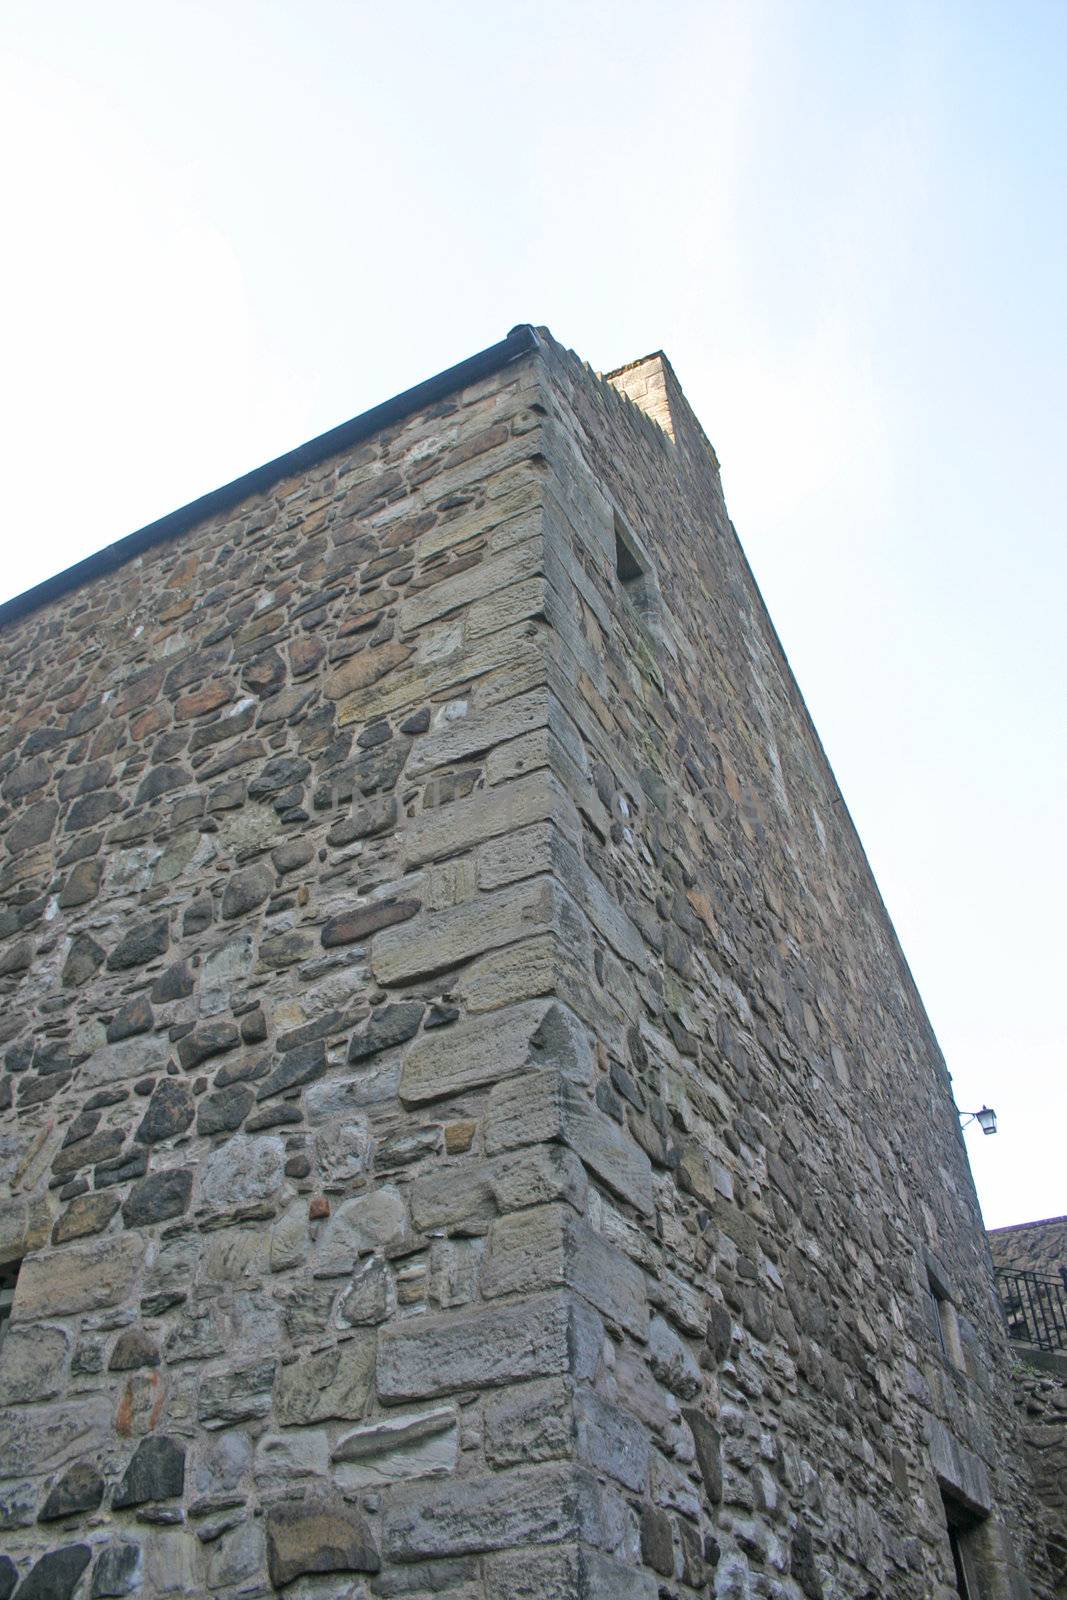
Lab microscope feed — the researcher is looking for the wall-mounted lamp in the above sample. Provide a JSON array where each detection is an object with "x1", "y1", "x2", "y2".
[{"x1": 959, "y1": 1106, "x2": 997, "y2": 1136}]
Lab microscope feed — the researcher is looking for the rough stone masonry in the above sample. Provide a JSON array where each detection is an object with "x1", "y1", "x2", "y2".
[{"x1": 0, "y1": 325, "x2": 1055, "y2": 1598}]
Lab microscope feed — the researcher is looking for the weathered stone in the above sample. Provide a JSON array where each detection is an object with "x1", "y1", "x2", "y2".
[
  {"x1": 384, "y1": 1462, "x2": 594, "y2": 1560},
  {"x1": 8, "y1": 799, "x2": 58, "y2": 852},
  {"x1": 648, "y1": 1314, "x2": 702, "y2": 1399},
  {"x1": 275, "y1": 1335, "x2": 377, "y2": 1425},
  {"x1": 484, "y1": 1378, "x2": 572, "y2": 1468},
  {"x1": 221, "y1": 859, "x2": 274, "y2": 919},
  {"x1": 348, "y1": 1001, "x2": 423, "y2": 1062},
  {"x1": 378, "y1": 1291, "x2": 601, "y2": 1401},
  {"x1": 14, "y1": 1234, "x2": 143, "y2": 1319},
  {"x1": 59, "y1": 857, "x2": 104, "y2": 908},
  {"x1": 39, "y1": 1460, "x2": 105, "y2": 1521},
  {"x1": 106, "y1": 915, "x2": 170, "y2": 971},
  {"x1": 0, "y1": 1323, "x2": 70, "y2": 1404},
  {"x1": 198, "y1": 1360, "x2": 276, "y2": 1427},
  {"x1": 265, "y1": 1492, "x2": 380, "y2": 1586},
  {"x1": 0, "y1": 1557, "x2": 14, "y2": 1600},
  {"x1": 122, "y1": 1166, "x2": 192, "y2": 1227},
  {"x1": 317, "y1": 1187, "x2": 409, "y2": 1273},
  {"x1": 197, "y1": 1082, "x2": 254, "y2": 1135},
  {"x1": 11, "y1": 1545, "x2": 91, "y2": 1600},
  {"x1": 256, "y1": 1038, "x2": 326, "y2": 1100},
  {"x1": 113, "y1": 1435, "x2": 185, "y2": 1507},
  {"x1": 177, "y1": 1019, "x2": 240, "y2": 1069},
  {"x1": 399, "y1": 999, "x2": 554, "y2": 1106},
  {"x1": 199, "y1": 1135, "x2": 285, "y2": 1211},
  {"x1": 135, "y1": 1079, "x2": 194, "y2": 1143},
  {"x1": 90, "y1": 1543, "x2": 142, "y2": 1598},
  {"x1": 683, "y1": 1407, "x2": 722, "y2": 1503},
  {"x1": 333, "y1": 1404, "x2": 458, "y2": 1489},
  {"x1": 321, "y1": 898, "x2": 421, "y2": 948}
]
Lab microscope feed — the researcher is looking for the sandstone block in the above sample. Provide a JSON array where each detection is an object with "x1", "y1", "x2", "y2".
[
  {"x1": 14, "y1": 1233, "x2": 143, "y2": 1319},
  {"x1": 574, "y1": 1385, "x2": 650, "y2": 1491},
  {"x1": 332, "y1": 1403, "x2": 458, "y2": 1490},
  {"x1": 375, "y1": 878, "x2": 556, "y2": 988},
  {"x1": 383, "y1": 1462, "x2": 597, "y2": 1560},
  {"x1": 199, "y1": 1134, "x2": 285, "y2": 1212},
  {"x1": 316, "y1": 1186, "x2": 409, "y2": 1273},
  {"x1": 274, "y1": 1335, "x2": 376, "y2": 1424},
  {"x1": 377, "y1": 1291, "x2": 602, "y2": 1402},
  {"x1": 198, "y1": 1360, "x2": 276, "y2": 1428},
  {"x1": 398, "y1": 997, "x2": 587, "y2": 1106},
  {"x1": 483, "y1": 1378, "x2": 572, "y2": 1468},
  {"x1": 402, "y1": 769, "x2": 560, "y2": 868},
  {"x1": 0, "y1": 1393, "x2": 111, "y2": 1477},
  {"x1": 0, "y1": 1322, "x2": 69, "y2": 1404}
]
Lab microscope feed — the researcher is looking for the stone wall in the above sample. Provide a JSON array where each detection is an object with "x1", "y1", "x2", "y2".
[
  {"x1": 990, "y1": 1217, "x2": 1067, "y2": 1280},
  {"x1": 1009, "y1": 1363, "x2": 1067, "y2": 1599},
  {"x1": 0, "y1": 326, "x2": 1053, "y2": 1598}
]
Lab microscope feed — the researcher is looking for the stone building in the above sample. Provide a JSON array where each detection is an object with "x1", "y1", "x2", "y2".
[{"x1": 0, "y1": 325, "x2": 1055, "y2": 1598}]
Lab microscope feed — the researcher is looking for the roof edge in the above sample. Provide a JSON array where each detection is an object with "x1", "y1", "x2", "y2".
[{"x1": 0, "y1": 323, "x2": 540, "y2": 632}]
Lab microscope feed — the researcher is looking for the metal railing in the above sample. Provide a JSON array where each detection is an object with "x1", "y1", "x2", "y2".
[{"x1": 995, "y1": 1267, "x2": 1067, "y2": 1353}]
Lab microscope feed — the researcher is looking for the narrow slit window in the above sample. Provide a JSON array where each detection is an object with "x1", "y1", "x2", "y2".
[
  {"x1": 0, "y1": 1259, "x2": 20, "y2": 1342},
  {"x1": 942, "y1": 1491, "x2": 985, "y2": 1599},
  {"x1": 613, "y1": 513, "x2": 658, "y2": 619}
]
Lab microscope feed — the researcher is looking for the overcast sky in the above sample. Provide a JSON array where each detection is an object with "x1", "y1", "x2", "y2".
[{"x1": 1, "y1": 0, "x2": 1063, "y2": 1229}]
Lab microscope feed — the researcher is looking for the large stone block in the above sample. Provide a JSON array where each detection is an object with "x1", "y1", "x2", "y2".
[
  {"x1": 265, "y1": 1492, "x2": 380, "y2": 1585},
  {"x1": 481, "y1": 1203, "x2": 648, "y2": 1339},
  {"x1": 373, "y1": 878, "x2": 557, "y2": 989},
  {"x1": 399, "y1": 999, "x2": 591, "y2": 1106},
  {"x1": 13, "y1": 1233, "x2": 143, "y2": 1319},
  {"x1": 274, "y1": 1335, "x2": 376, "y2": 1425},
  {"x1": 377, "y1": 1291, "x2": 602, "y2": 1402},
  {"x1": 332, "y1": 1403, "x2": 458, "y2": 1490},
  {"x1": 383, "y1": 1463, "x2": 598, "y2": 1560},
  {"x1": 486, "y1": 1068, "x2": 653, "y2": 1214},
  {"x1": 401, "y1": 770, "x2": 561, "y2": 869}
]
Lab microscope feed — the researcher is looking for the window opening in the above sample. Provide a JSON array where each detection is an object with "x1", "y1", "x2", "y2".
[
  {"x1": 927, "y1": 1268, "x2": 965, "y2": 1370},
  {"x1": 0, "y1": 1259, "x2": 20, "y2": 1342},
  {"x1": 613, "y1": 513, "x2": 658, "y2": 620},
  {"x1": 942, "y1": 1492, "x2": 984, "y2": 1600}
]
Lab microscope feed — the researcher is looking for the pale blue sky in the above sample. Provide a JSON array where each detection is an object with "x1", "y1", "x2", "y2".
[{"x1": 1, "y1": 0, "x2": 1063, "y2": 1227}]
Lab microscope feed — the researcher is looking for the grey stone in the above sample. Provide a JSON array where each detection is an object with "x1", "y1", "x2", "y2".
[
  {"x1": 39, "y1": 1460, "x2": 105, "y2": 1521},
  {"x1": 122, "y1": 1166, "x2": 192, "y2": 1226},
  {"x1": 177, "y1": 1019, "x2": 240, "y2": 1069},
  {"x1": 265, "y1": 1493, "x2": 380, "y2": 1586},
  {"x1": 106, "y1": 994, "x2": 154, "y2": 1043},
  {"x1": 134, "y1": 1079, "x2": 194, "y2": 1143},
  {"x1": 348, "y1": 1002, "x2": 423, "y2": 1062},
  {"x1": 199, "y1": 1135, "x2": 285, "y2": 1211},
  {"x1": 112, "y1": 1435, "x2": 186, "y2": 1507},
  {"x1": 106, "y1": 916, "x2": 170, "y2": 971},
  {"x1": 197, "y1": 1082, "x2": 254, "y2": 1136},
  {"x1": 574, "y1": 1385, "x2": 650, "y2": 1491},
  {"x1": 648, "y1": 1314, "x2": 702, "y2": 1399},
  {"x1": 91, "y1": 1542, "x2": 142, "y2": 1598},
  {"x1": 221, "y1": 859, "x2": 274, "y2": 919},
  {"x1": 0, "y1": 1557, "x2": 13, "y2": 1600},
  {"x1": 12, "y1": 1545, "x2": 91, "y2": 1600},
  {"x1": 256, "y1": 1039, "x2": 326, "y2": 1100},
  {"x1": 683, "y1": 1407, "x2": 722, "y2": 1503}
]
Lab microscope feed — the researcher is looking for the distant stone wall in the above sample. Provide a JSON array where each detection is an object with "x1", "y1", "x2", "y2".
[
  {"x1": 1010, "y1": 1362, "x2": 1067, "y2": 1598},
  {"x1": 0, "y1": 327, "x2": 1054, "y2": 1598},
  {"x1": 990, "y1": 1217, "x2": 1067, "y2": 1280}
]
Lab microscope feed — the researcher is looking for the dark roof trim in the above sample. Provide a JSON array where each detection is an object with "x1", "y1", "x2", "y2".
[{"x1": 0, "y1": 323, "x2": 540, "y2": 631}]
